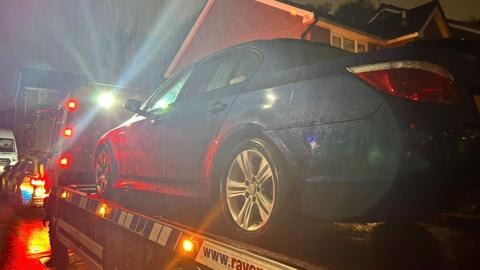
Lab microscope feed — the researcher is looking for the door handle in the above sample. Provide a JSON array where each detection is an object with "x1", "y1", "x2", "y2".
[{"x1": 208, "y1": 101, "x2": 227, "y2": 114}]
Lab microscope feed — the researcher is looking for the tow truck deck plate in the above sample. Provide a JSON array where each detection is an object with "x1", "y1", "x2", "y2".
[{"x1": 54, "y1": 185, "x2": 322, "y2": 270}]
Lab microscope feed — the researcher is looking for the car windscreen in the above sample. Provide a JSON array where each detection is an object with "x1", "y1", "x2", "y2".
[{"x1": 0, "y1": 139, "x2": 15, "y2": 152}]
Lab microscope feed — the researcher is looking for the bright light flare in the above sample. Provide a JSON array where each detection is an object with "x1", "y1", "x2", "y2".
[
  {"x1": 182, "y1": 239, "x2": 195, "y2": 253},
  {"x1": 97, "y1": 92, "x2": 115, "y2": 109}
]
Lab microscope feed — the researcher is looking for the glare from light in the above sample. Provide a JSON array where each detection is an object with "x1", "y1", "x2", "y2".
[
  {"x1": 157, "y1": 100, "x2": 169, "y2": 110},
  {"x1": 97, "y1": 92, "x2": 115, "y2": 109},
  {"x1": 263, "y1": 93, "x2": 277, "y2": 109},
  {"x1": 266, "y1": 93, "x2": 276, "y2": 101}
]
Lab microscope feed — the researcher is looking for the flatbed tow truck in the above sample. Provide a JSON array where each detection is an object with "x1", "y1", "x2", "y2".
[{"x1": 51, "y1": 184, "x2": 321, "y2": 270}]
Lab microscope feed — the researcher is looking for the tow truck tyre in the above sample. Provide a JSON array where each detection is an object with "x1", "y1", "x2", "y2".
[
  {"x1": 95, "y1": 144, "x2": 114, "y2": 197},
  {"x1": 219, "y1": 138, "x2": 295, "y2": 240}
]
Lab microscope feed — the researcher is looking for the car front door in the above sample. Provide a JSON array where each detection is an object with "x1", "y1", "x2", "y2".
[
  {"x1": 117, "y1": 70, "x2": 193, "y2": 187},
  {"x1": 158, "y1": 49, "x2": 262, "y2": 193}
]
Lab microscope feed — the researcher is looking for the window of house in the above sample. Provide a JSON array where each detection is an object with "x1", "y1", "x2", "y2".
[
  {"x1": 343, "y1": 38, "x2": 355, "y2": 52},
  {"x1": 331, "y1": 35, "x2": 342, "y2": 49},
  {"x1": 357, "y1": 42, "x2": 367, "y2": 53},
  {"x1": 331, "y1": 33, "x2": 369, "y2": 53}
]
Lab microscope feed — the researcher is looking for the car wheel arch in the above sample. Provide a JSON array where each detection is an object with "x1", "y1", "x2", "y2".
[{"x1": 208, "y1": 126, "x2": 299, "y2": 200}]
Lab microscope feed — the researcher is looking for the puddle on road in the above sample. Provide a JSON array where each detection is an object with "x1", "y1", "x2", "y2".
[{"x1": 0, "y1": 206, "x2": 50, "y2": 270}]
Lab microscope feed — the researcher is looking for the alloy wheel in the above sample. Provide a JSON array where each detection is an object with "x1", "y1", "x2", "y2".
[
  {"x1": 225, "y1": 149, "x2": 276, "y2": 232},
  {"x1": 95, "y1": 148, "x2": 111, "y2": 195}
]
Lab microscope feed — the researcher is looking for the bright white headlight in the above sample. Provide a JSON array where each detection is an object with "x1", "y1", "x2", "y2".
[{"x1": 97, "y1": 92, "x2": 115, "y2": 109}]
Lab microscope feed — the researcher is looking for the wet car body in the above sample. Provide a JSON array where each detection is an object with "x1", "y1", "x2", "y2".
[{"x1": 96, "y1": 39, "x2": 480, "y2": 228}]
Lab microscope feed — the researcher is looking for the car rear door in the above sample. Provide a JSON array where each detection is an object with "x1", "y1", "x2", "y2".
[{"x1": 158, "y1": 49, "x2": 263, "y2": 186}]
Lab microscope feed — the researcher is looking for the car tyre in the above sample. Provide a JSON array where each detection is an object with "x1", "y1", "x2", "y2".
[
  {"x1": 94, "y1": 144, "x2": 115, "y2": 197},
  {"x1": 219, "y1": 137, "x2": 297, "y2": 240}
]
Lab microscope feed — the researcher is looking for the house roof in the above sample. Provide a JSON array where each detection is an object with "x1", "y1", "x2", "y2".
[
  {"x1": 448, "y1": 18, "x2": 480, "y2": 35},
  {"x1": 277, "y1": 0, "x2": 445, "y2": 40},
  {"x1": 366, "y1": 0, "x2": 441, "y2": 39}
]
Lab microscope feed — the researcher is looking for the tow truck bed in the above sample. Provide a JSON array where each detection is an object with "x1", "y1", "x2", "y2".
[{"x1": 53, "y1": 185, "x2": 322, "y2": 270}]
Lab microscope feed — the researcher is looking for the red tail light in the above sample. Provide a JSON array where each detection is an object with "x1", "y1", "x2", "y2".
[
  {"x1": 67, "y1": 99, "x2": 77, "y2": 111},
  {"x1": 59, "y1": 157, "x2": 70, "y2": 168},
  {"x1": 349, "y1": 61, "x2": 460, "y2": 104},
  {"x1": 63, "y1": 128, "x2": 73, "y2": 137}
]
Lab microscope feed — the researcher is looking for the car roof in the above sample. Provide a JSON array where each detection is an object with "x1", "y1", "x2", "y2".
[
  {"x1": 191, "y1": 38, "x2": 348, "y2": 68},
  {"x1": 0, "y1": 129, "x2": 15, "y2": 139}
]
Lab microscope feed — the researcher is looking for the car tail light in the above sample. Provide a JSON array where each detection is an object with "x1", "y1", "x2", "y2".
[
  {"x1": 30, "y1": 178, "x2": 46, "y2": 186},
  {"x1": 59, "y1": 157, "x2": 70, "y2": 168},
  {"x1": 63, "y1": 128, "x2": 73, "y2": 138},
  {"x1": 67, "y1": 99, "x2": 77, "y2": 111},
  {"x1": 349, "y1": 61, "x2": 460, "y2": 104}
]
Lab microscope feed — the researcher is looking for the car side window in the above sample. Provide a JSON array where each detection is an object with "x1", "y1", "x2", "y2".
[
  {"x1": 146, "y1": 70, "x2": 192, "y2": 113},
  {"x1": 205, "y1": 53, "x2": 240, "y2": 92},
  {"x1": 229, "y1": 51, "x2": 262, "y2": 86},
  {"x1": 184, "y1": 52, "x2": 241, "y2": 97}
]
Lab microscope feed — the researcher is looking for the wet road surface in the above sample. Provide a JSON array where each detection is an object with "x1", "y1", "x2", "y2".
[{"x1": 0, "y1": 199, "x2": 87, "y2": 270}]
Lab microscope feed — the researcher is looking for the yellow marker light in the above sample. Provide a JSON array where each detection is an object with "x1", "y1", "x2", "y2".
[
  {"x1": 61, "y1": 191, "x2": 68, "y2": 199},
  {"x1": 97, "y1": 92, "x2": 115, "y2": 109},
  {"x1": 98, "y1": 204, "x2": 108, "y2": 217},
  {"x1": 182, "y1": 239, "x2": 195, "y2": 253}
]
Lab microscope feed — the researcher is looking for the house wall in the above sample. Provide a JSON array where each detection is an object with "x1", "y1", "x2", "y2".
[
  {"x1": 311, "y1": 27, "x2": 331, "y2": 44},
  {"x1": 423, "y1": 19, "x2": 444, "y2": 39},
  {"x1": 173, "y1": 0, "x2": 308, "y2": 74}
]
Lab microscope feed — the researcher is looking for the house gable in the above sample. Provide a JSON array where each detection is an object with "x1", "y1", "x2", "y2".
[
  {"x1": 165, "y1": 0, "x2": 308, "y2": 77},
  {"x1": 419, "y1": 7, "x2": 451, "y2": 38}
]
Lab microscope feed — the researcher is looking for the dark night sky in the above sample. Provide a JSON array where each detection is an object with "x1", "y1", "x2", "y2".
[{"x1": 295, "y1": 0, "x2": 480, "y2": 20}]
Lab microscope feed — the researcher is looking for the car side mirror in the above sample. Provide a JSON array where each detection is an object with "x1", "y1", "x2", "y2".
[{"x1": 123, "y1": 99, "x2": 143, "y2": 114}]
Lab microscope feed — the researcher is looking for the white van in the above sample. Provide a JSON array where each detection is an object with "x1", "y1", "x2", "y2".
[{"x1": 0, "y1": 129, "x2": 18, "y2": 173}]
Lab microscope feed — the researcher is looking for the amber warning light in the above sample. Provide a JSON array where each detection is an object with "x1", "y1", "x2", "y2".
[
  {"x1": 182, "y1": 239, "x2": 195, "y2": 253},
  {"x1": 177, "y1": 236, "x2": 199, "y2": 257}
]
